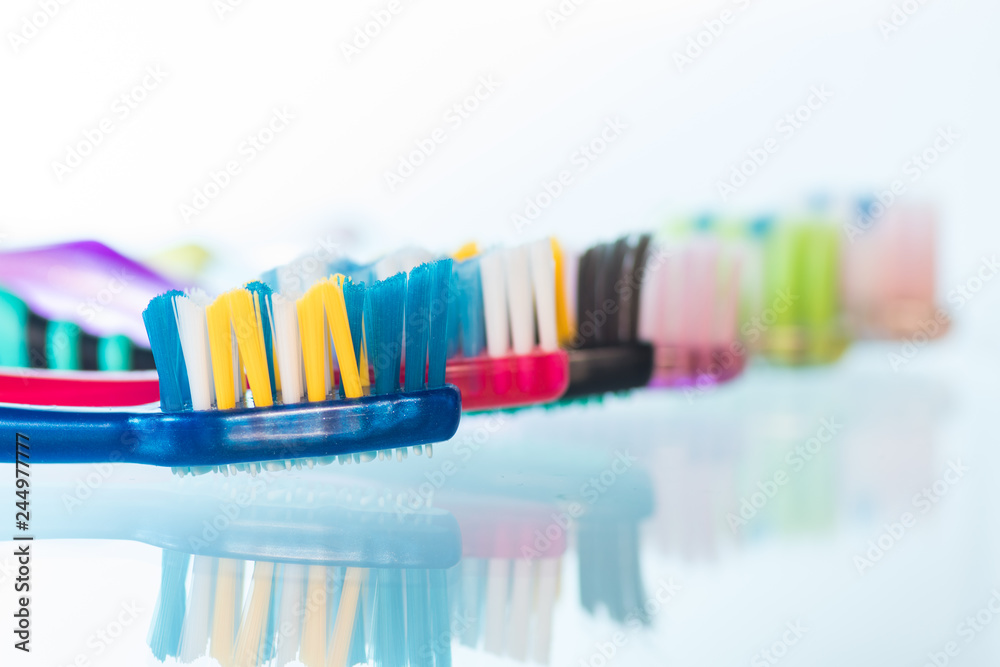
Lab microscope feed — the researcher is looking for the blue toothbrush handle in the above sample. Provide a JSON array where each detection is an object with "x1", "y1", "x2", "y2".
[{"x1": 0, "y1": 386, "x2": 461, "y2": 466}]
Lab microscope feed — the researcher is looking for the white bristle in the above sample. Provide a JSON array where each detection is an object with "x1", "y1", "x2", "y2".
[
  {"x1": 506, "y1": 558, "x2": 533, "y2": 660},
  {"x1": 272, "y1": 294, "x2": 304, "y2": 404},
  {"x1": 174, "y1": 294, "x2": 214, "y2": 411},
  {"x1": 483, "y1": 557, "x2": 510, "y2": 655},
  {"x1": 504, "y1": 246, "x2": 535, "y2": 356},
  {"x1": 532, "y1": 558, "x2": 559, "y2": 664},
  {"x1": 529, "y1": 240, "x2": 559, "y2": 352},
  {"x1": 479, "y1": 251, "x2": 511, "y2": 358},
  {"x1": 273, "y1": 565, "x2": 304, "y2": 667},
  {"x1": 230, "y1": 326, "x2": 243, "y2": 405},
  {"x1": 178, "y1": 555, "x2": 214, "y2": 662}
]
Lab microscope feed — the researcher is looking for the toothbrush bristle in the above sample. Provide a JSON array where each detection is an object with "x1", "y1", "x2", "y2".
[
  {"x1": 146, "y1": 550, "x2": 189, "y2": 661},
  {"x1": 404, "y1": 263, "x2": 431, "y2": 392},
  {"x1": 142, "y1": 291, "x2": 192, "y2": 412},
  {"x1": 366, "y1": 272, "x2": 406, "y2": 395},
  {"x1": 427, "y1": 259, "x2": 453, "y2": 387},
  {"x1": 453, "y1": 258, "x2": 486, "y2": 358}
]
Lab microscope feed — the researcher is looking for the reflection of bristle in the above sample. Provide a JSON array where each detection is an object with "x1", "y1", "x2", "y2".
[
  {"x1": 209, "y1": 558, "x2": 244, "y2": 667},
  {"x1": 299, "y1": 565, "x2": 328, "y2": 667},
  {"x1": 232, "y1": 561, "x2": 275, "y2": 667},
  {"x1": 328, "y1": 567, "x2": 365, "y2": 667},
  {"x1": 483, "y1": 558, "x2": 509, "y2": 654},
  {"x1": 533, "y1": 559, "x2": 559, "y2": 664},
  {"x1": 373, "y1": 569, "x2": 405, "y2": 666},
  {"x1": 578, "y1": 522, "x2": 648, "y2": 625},
  {"x1": 506, "y1": 559, "x2": 533, "y2": 660},
  {"x1": 178, "y1": 555, "x2": 215, "y2": 662},
  {"x1": 147, "y1": 550, "x2": 189, "y2": 661},
  {"x1": 274, "y1": 564, "x2": 305, "y2": 667}
]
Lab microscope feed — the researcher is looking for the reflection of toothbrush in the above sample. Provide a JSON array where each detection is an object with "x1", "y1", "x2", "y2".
[
  {"x1": 639, "y1": 238, "x2": 746, "y2": 388},
  {"x1": 558, "y1": 234, "x2": 656, "y2": 400},
  {"x1": 36, "y1": 475, "x2": 461, "y2": 667},
  {"x1": 447, "y1": 498, "x2": 565, "y2": 664},
  {"x1": 0, "y1": 262, "x2": 461, "y2": 473}
]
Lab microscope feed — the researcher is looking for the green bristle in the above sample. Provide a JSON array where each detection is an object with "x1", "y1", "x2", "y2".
[
  {"x1": 147, "y1": 550, "x2": 190, "y2": 661},
  {"x1": 365, "y1": 273, "x2": 406, "y2": 395},
  {"x1": 45, "y1": 321, "x2": 80, "y2": 369},
  {"x1": 343, "y1": 280, "x2": 367, "y2": 370},
  {"x1": 245, "y1": 281, "x2": 277, "y2": 398},
  {"x1": 427, "y1": 260, "x2": 452, "y2": 388},
  {"x1": 405, "y1": 264, "x2": 431, "y2": 392},
  {"x1": 142, "y1": 291, "x2": 192, "y2": 412}
]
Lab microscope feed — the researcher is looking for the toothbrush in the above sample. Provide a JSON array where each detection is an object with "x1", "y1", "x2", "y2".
[
  {"x1": 32, "y1": 474, "x2": 461, "y2": 667},
  {"x1": 639, "y1": 237, "x2": 746, "y2": 388},
  {"x1": 557, "y1": 234, "x2": 656, "y2": 401},
  {"x1": 842, "y1": 200, "x2": 949, "y2": 340},
  {"x1": 0, "y1": 261, "x2": 462, "y2": 474},
  {"x1": 757, "y1": 218, "x2": 849, "y2": 364},
  {"x1": 269, "y1": 240, "x2": 571, "y2": 412},
  {"x1": 446, "y1": 239, "x2": 570, "y2": 411}
]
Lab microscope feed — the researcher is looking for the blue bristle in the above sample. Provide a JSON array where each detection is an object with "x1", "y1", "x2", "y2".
[
  {"x1": 445, "y1": 278, "x2": 460, "y2": 359},
  {"x1": 343, "y1": 280, "x2": 367, "y2": 371},
  {"x1": 453, "y1": 259, "x2": 485, "y2": 358},
  {"x1": 372, "y1": 569, "x2": 406, "y2": 667},
  {"x1": 428, "y1": 568, "x2": 452, "y2": 667},
  {"x1": 147, "y1": 550, "x2": 190, "y2": 661},
  {"x1": 427, "y1": 260, "x2": 452, "y2": 388},
  {"x1": 405, "y1": 569, "x2": 433, "y2": 667},
  {"x1": 262, "y1": 563, "x2": 280, "y2": 663},
  {"x1": 365, "y1": 273, "x2": 406, "y2": 395},
  {"x1": 245, "y1": 281, "x2": 277, "y2": 398},
  {"x1": 142, "y1": 291, "x2": 191, "y2": 412},
  {"x1": 404, "y1": 264, "x2": 431, "y2": 392},
  {"x1": 347, "y1": 577, "x2": 368, "y2": 667}
]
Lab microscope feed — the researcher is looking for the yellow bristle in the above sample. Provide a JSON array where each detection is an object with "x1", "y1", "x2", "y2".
[
  {"x1": 551, "y1": 238, "x2": 575, "y2": 346},
  {"x1": 327, "y1": 567, "x2": 366, "y2": 667},
  {"x1": 299, "y1": 565, "x2": 328, "y2": 667},
  {"x1": 232, "y1": 561, "x2": 274, "y2": 667},
  {"x1": 453, "y1": 241, "x2": 480, "y2": 261},
  {"x1": 272, "y1": 345, "x2": 282, "y2": 393},
  {"x1": 297, "y1": 285, "x2": 329, "y2": 403},
  {"x1": 322, "y1": 276, "x2": 363, "y2": 399},
  {"x1": 207, "y1": 297, "x2": 237, "y2": 410},
  {"x1": 226, "y1": 289, "x2": 274, "y2": 408}
]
